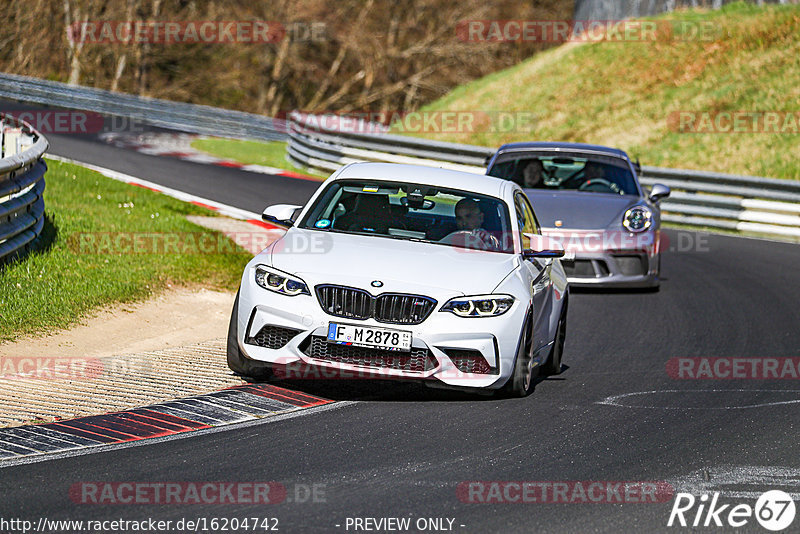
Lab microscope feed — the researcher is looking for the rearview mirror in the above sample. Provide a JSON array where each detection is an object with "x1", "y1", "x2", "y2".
[
  {"x1": 262, "y1": 204, "x2": 302, "y2": 228},
  {"x1": 649, "y1": 183, "x2": 670, "y2": 203},
  {"x1": 522, "y1": 234, "x2": 565, "y2": 260}
]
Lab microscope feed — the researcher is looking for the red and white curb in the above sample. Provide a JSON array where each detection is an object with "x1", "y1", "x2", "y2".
[
  {"x1": 0, "y1": 157, "x2": 344, "y2": 464},
  {"x1": 0, "y1": 384, "x2": 339, "y2": 464},
  {"x1": 99, "y1": 132, "x2": 320, "y2": 181}
]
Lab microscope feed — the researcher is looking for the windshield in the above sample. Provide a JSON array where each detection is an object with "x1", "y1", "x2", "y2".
[
  {"x1": 299, "y1": 179, "x2": 513, "y2": 253},
  {"x1": 488, "y1": 152, "x2": 639, "y2": 195}
]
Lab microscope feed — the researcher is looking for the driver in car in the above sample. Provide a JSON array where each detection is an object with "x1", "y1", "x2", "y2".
[
  {"x1": 584, "y1": 161, "x2": 606, "y2": 181},
  {"x1": 452, "y1": 198, "x2": 501, "y2": 251},
  {"x1": 578, "y1": 161, "x2": 623, "y2": 193},
  {"x1": 562, "y1": 161, "x2": 619, "y2": 192}
]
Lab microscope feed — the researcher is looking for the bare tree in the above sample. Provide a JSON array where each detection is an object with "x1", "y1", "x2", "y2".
[
  {"x1": 63, "y1": 0, "x2": 90, "y2": 84},
  {"x1": 0, "y1": 0, "x2": 575, "y2": 114}
]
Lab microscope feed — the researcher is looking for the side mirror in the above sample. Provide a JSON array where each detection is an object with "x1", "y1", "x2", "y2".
[
  {"x1": 262, "y1": 204, "x2": 302, "y2": 228},
  {"x1": 649, "y1": 183, "x2": 670, "y2": 203},
  {"x1": 522, "y1": 234, "x2": 565, "y2": 260}
]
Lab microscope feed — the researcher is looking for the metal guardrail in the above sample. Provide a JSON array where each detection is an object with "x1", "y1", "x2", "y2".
[
  {"x1": 286, "y1": 112, "x2": 492, "y2": 174},
  {"x1": 287, "y1": 111, "x2": 800, "y2": 239},
  {"x1": 574, "y1": 0, "x2": 793, "y2": 22},
  {"x1": 0, "y1": 113, "x2": 49, "y2": 264},
  {"x1": 0, "y1": 72, "x2": 287, "y2": 142},
  {"x1": 639, "y1": 168, "x2": 800, "y2": 237}
]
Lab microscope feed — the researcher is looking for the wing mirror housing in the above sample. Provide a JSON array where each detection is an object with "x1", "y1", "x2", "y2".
[
  {"x1": 649, "y1": 183, "x2": 671, "y2": 203},
  {"x1": 522, "y1": 234, "x2": 565, "y2": 260},
  {"x1": 262, "y1": 204, "x2": 302, "y2": 228}
]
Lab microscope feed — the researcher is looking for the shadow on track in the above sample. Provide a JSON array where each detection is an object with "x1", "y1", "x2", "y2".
[{"x1": 238, "y1": 364, "x2": 570, "y2": 403}]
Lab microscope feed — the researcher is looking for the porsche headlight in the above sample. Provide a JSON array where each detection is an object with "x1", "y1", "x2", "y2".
[
  {"x1": 623, "y1": 206, "x2": 652, "y2": 233},
  {"x1": 254, "y1": 265, "x2": 310, "y2": 296},
  {"x1": 441, "y1": 295, "x2": 514, "y2": 317}
]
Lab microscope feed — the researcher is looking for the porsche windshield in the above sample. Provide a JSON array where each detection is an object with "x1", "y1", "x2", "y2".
[
  {"x1": 299, "y1": 180, "x2": 514, "y2": 253},
  {"x1": 489, "y1": 152, "x2": 639, "y2": 195}
]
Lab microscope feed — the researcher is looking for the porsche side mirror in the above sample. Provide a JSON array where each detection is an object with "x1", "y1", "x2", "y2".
[
  {"x1": 262, "y1": 204, "x2": 302, "y2": 228},
  {"x1": 649, "y1": 183, "x2": 671, "y2": 203}
]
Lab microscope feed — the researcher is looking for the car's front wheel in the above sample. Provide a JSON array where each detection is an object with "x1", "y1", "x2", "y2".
[
  {"x1": 227, "y1": 290, "x2": 273, "y2": 380},
  {"x1": 503, "y1": 315, "x2": 535, "y2": 397}
]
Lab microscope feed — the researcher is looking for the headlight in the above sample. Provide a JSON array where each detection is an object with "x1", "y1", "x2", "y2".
[
  {"x1": 441, "y1": 295, "x2": 514, "y2": 317},
  {"x1": 622, "y1": 206, "x2": 652, "y2": 233},
  {"x1": 254, "y1": 265, "x2": 310, "y2": 296}
]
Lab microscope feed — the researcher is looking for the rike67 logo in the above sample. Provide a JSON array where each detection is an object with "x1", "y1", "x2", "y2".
[{"x1": 668, "y1": 490, "x2": 796, "y2": 531}]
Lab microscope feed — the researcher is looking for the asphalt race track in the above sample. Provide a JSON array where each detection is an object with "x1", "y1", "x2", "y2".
[
  {"x1": 2, "y1": 100, "x2": 799, "y2": 533},
  {"x1": 0, "y1": 99, "x2": 319, "y2": 211}
]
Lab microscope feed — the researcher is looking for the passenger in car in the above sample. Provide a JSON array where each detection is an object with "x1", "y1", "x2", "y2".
[
  {"x1": 518, "y1": 158, "x2": 545, "y2": 189},
  {"x1": 334, "y1": 194, "x2": 396, "y2": 233}
]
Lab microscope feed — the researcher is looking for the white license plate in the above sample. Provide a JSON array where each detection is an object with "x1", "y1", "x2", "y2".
[{"x1": 327, "y1": 323, "x2": 412, "y2": 352}]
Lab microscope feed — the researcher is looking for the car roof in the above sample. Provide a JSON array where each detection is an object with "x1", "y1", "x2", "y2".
[
  {"x1": 333, "y1": 162, "x2": 512, "y2": 198},
  {"x1": 494, "y1": 141, "x2": 631, "y2": 161}
]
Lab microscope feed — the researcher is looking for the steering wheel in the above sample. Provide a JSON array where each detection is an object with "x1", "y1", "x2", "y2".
[
  {"x1": 440, "y1": 230, "x2": 500, "y2": 251},
  {"x1": 439, "y1": 230, "x2": 474, "y2": 245},
  {"x1": 578, "y1": 178, "x2": 621, "y2": 194},
  {"x1": 559, "y1": 171, "x2": 587, "y2": 190}
]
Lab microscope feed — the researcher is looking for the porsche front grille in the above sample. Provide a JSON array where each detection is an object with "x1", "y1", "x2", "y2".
[
  {"x1": 315, "y1": 285, "x2": 436, "y2": 325},
  {"x1": 301, "y1": 336, "x2": 437, "y2": 373}
]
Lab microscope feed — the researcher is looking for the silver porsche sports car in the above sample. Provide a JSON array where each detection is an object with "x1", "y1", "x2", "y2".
[{"x1": 486, "y1": 142, "x2": 670, "y2": 289}]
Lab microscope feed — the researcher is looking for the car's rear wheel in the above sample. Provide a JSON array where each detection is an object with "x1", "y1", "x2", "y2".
[
  {"x1": 542, "y1": 299, "x2": 568, "y2": 376},
  {"x1": 227, "y1": 290, "x2": 273, "y2": 380},
  {"x1": 503, "y1": 314, "x2": 535, "y2": 397}
]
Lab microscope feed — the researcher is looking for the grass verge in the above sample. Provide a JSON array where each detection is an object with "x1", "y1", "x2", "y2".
[
  {"x1": 190, "y1": 138, "x2": 328, "y2": 179},
  {"x1": 0, "y1": 159, "x2": 251, "y2": 341},
  {"x1": 402, "y1": 2, "x2": 800, "y2": 180}
]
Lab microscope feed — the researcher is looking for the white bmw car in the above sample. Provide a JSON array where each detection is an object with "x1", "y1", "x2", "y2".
[{"x1": 227, "y1": 162, "x2": 569, "y2": 396}]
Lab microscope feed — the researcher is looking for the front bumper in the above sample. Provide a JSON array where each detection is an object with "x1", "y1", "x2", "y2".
[
  {"x1": 236, "y1": 275, "x2": 529, "y2": 390},
  {"x1": 560, "y1": 251, "x2": 658, "y2": 288},
  {"x1": 545, "y1": 229, "x2": 661, "y2": 288}
]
